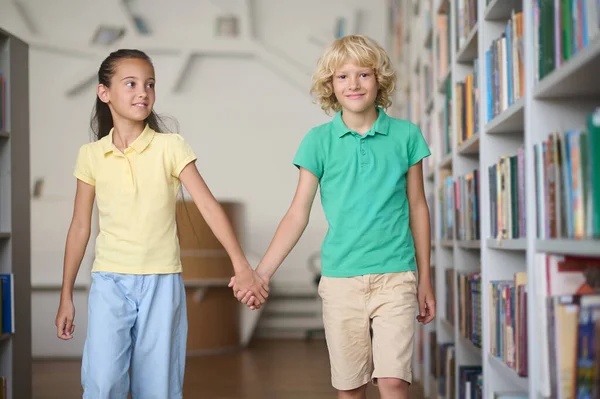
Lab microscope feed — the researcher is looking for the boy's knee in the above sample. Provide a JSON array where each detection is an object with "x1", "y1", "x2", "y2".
[
  {"x1": 377, "y1": 377, "x2": 409, "y2": 392},
  {"x1": 338, "y1": 384, "x2": 368, "y2": 399}
]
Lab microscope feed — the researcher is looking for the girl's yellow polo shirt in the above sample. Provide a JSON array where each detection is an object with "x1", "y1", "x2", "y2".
[{"x1": 73, "y1": 124, "x2": 197, "y2": 274}]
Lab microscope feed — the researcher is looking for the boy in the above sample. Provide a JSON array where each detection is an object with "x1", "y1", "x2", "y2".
[{"x1": 232, "y1": 34, "x2": 435, "y2": 399}]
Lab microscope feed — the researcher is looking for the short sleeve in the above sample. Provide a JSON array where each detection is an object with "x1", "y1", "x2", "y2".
[
  {"x1": 73, "y1": 145, "x2": 95, "y2": 186},
  {"x1": 170, "y1": 134, "x2": 198, "y2": 177},
  {"x1": 408, "y1": 122, "x2": 431, "y2": 167},
  {"x1": 292, "y1": 129, "x2": 324, "y2": 179}
]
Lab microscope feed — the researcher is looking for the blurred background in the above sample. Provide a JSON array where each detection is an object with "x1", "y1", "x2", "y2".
[
  {"x1": 3, "y1": 0, "x2": 600, "y2": 397},
  {"x1": 0, "y1": 1, "x2": 418, "y2": 398}
]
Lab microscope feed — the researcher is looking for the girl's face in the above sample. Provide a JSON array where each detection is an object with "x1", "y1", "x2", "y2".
[
  {"x1": 332, "y1": 61, "x2": 378, "y2": 115},
  {"x1": 98, "y1": 58, "x2": 156, "y2": 124}
]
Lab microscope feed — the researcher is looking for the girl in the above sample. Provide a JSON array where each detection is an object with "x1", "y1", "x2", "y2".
[{"x1": 54, "y1": 49, "x2": 269, "y2": 399}]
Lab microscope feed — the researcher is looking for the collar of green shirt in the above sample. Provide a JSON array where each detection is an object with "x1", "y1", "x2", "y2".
[
  {"x1": 101, "y1": 123, "x2": 156, "y2": 154},
  {"x1": 333, "y1": 106, "x2": 391, "y2": 138}
]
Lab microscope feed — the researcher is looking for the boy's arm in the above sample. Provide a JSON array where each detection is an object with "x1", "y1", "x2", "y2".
[
  {"x1": 257, "y1": 167, "x2": 319, "y2": 278},
  {"x1": 238, "y1": 167, "x2": 319, "y2": 308},
  {"x1": 407, "y1": 160, "x2": 436, "y2": 324},
  {"x1": 178, "y1": 162, "x2": 269, "y2": 303},
  {"x1": 56, "y1": 179, "x2": 95, "y2": 339}
]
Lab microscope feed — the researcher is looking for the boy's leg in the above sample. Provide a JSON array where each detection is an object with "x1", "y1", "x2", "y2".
[
  {"x1": 130, "y1": 273, "x2": 187, "y2": 399},
  {"x1": 318, "y1": 276, "x2": 372, "y2": 394},
  {"x1": 81, "y1": 272, "x2": 137, "y2": 399},
  {"x1": 337, "y1": 385, "x2": 368, "y2": 399},
  {"x1": 368, "y1": 271, "x2": 418, "y2": 399}
]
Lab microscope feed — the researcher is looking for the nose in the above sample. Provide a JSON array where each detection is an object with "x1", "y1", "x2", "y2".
[
  {"x1": 137, "y1": 87, "x2": 148, "y2": 98},
  {"x1": 349, "y1": 76, "x2": 360, "y2": 90}
]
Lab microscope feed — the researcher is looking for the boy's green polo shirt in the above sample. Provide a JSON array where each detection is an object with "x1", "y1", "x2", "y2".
[{"x1": 293, "y1": 107, "x2": 431, "y2": 277}]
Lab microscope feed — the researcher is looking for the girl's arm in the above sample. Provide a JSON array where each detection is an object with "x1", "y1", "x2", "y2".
[
  {"x1": 407, "y1": 160, "x2": 436, "y2": 325},
  {"x1": 237, "y1": 167, "x2": 319, "y2": 309},
  {"x1": 56, "y1": 179, "x2": 95, "y2": 339},
  {"x1": 178, "y1": 162, "x2": 269, "y2": 303}
]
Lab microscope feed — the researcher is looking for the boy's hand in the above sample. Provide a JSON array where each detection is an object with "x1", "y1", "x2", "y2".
[
  {"x1": 55, "y1": 299, "x2": 76, "y2": 340},
  {"x1": 230, "y1": 266, "x2": 269, "y2": 306},
  {"x1": 416, "y1": 279, "x2": 436, "y2": 324},
  {"x1": 228, "y1": 270, "x2": 270, "y2": 310}
]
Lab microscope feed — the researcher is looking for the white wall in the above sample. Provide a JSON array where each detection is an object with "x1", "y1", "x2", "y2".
[{"x1": 0, "y1": 0, "x2": 390, "y2": 357}]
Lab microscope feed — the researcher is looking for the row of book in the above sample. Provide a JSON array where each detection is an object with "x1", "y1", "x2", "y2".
[
  {"x1": 411, "y1": 67, "x2": 422, "y2": 125},
  {"x1": 421, "y1": 50, "x2": 434, "y2": 104},
  {"x1": 422, "y1": 0, "x2": 433, "y2": 45},
  {"x1": 421, "y1": 117, "x2": 436, "y2": 178},
  {"x1": 439, "y1": 170, "x2": 455, "y2": 240},
  {"x1": 0, "y1": 72, "x2": 5, "y2": 131},
  {"x1": 489, "y1": 148, "x2": 526, "y2": 240},
  {"x1": 486, "y1": 10, "x2": 525, "y2": 123},
  {"x1": 458, "y1": 271, "x2": 482, "y2": 348},
  {"x1": 442, "y1": 269, "x2": 482, "y2": 348},
  {"x1": 390, "y1": 0, "x2": 405, "y2": 65},
  {"x1": 535, "y1": 253, "x2": 600, "y2": 399},
  {"x1": 456, "y1": 62, "x2": 480, "y2": 146},
  {"x1": 431, "y1": 336, "x2": 483, "y2": 399},
  {"x1": 441, "y1": 77, "x2": 453, "y2": 158},
  {"x1": 534, "y1": 0, "x2": 600, "y2": 82},
  {"x1": 0, "y1": 274, "x2": 13, "y2": 335},
  {"x1": 489, "y1": 272, "x2": 528, "y2": 378},
  {"x1": 534, "y1": 109, "x2": 600, "y2": 239},
  {"x1": 438, "y1": 169, "x2": 480, "y2": 241},
  {"x1": 436, "y1": 14, "x2": 450, "y2": 83},
  {"x1": 457, "y1": 169, "x2": 480, "y2": 241},
  {"x1": 456, "y1": 0, "x2": 477, "y2": 52},
  {"x1": 445, "y1": 268, "x2": 455, "y2": 325}
]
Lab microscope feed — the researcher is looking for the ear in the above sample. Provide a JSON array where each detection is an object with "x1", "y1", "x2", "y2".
[{"x1": 97, "y1": 84, "x2": 110, "y2": 104}]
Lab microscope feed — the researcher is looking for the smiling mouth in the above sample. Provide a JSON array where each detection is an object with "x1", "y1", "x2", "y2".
[
  {"x1": 133, "y1": 103, "x2": 148, "y2": 108},
  {"x1": 346, "y1": 94, "x2": 364, "y2": 99}
]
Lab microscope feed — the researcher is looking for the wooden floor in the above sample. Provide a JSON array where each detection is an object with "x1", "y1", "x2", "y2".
[{"x1": 33, "y1": 339, "x2": 424, "y2": 399}]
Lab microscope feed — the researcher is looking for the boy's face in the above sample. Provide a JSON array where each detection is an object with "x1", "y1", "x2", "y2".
[{"x1": 332, "y1": 62, "x2": 378, "y2": 114}]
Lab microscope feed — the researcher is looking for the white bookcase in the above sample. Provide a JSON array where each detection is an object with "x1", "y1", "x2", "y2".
[
  {"x1": 388, "y1": 0, "x2": 600, "y2": 397},
  {"x1": 0, "y1": 27, "x2": 32, "y2": 399}
]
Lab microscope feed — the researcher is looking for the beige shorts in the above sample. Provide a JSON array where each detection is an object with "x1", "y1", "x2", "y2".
[{"x1": 318, "y1": 271, "x2": 418, "y2": 391}]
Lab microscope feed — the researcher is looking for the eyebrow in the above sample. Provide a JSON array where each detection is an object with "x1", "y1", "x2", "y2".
[
  {"x1": 121, "y1": 76, "x2": 155, "y2": 81},
  {"x1": 336, "y1": 70, "x2": 371, "y2": 74}
]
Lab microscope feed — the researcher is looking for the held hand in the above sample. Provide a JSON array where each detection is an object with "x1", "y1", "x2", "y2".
[
  {"x1": 229, "y1": 267, "x2": 269, "y2": 306},
  {"x1": 416, "y1": 279, "x2": 436, "y2": 325},
  {"x1": 55, "y1": 299, "x2": 76, "y2": 340},
  {"x1": 228, "y1": 270, "x2": 270, "y2": 310}
]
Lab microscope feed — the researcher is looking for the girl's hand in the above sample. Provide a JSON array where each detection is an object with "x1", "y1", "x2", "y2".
[
  {"x1": 231, "y1": 267, "x2": 269, "y2": 306},
  {"x1": 228, "y1": 270, "x2": 270, "y2": 310},
  {"x1": 55, "y1": 299, "x2": 76, "y2": 340},
  {"x1": 416, "y1": 279, "x2": 436, "y2": 325}
]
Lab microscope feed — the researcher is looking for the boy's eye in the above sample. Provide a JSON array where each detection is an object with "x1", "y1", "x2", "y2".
[
  {"x1": 360, "y1": 73, "x2": 369, "y2": 78},
  {"x1": 338, "y1": 75, "x2": 346, "y2": 79}
]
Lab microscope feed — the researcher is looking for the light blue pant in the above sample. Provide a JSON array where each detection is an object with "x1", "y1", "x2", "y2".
[{"x1": 81, "y1": 272, "x2": 187, "y2": 399}]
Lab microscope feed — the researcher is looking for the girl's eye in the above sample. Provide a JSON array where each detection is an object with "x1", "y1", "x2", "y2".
[
  {"x1": 126, "y1": 81, "x2": 135, "y2": 87},
  {"x1": 147, "y1": 83, "x2": 154, "y2": 89},
  {"x1": 361, "y1": 73, "x2": 369, "y2": 78},
  {"x1": 338, "y1": 75, "x2": 346, "y2": 79}
]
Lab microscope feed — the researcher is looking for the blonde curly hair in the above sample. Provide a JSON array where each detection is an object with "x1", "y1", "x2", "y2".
[{"x1": 310, "y1": 34, "x2": 397, "y2": 114}]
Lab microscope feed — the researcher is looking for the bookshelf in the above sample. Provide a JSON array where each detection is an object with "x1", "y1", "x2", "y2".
[
  {"x1": 390, "y1": 0, "x2": 600, "y2": 397},
  {"x1": 0, "y1": 27, "x2": 31, "y2": 399}
]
